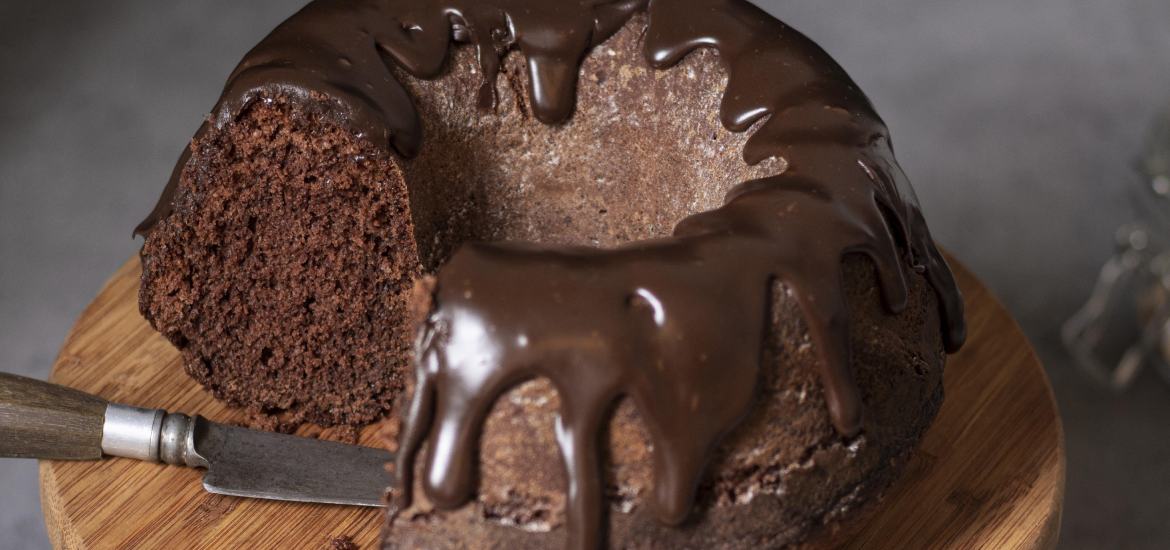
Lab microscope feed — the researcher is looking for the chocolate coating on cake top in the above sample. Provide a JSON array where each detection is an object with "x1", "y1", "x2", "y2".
[{"x1": 136, "y1": 1, "x2": 967, "y2": 549}]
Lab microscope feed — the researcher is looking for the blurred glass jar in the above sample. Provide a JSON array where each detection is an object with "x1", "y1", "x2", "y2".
[{"x1": 1063, "y1": 105, "x2": 1170, "y2": 389}]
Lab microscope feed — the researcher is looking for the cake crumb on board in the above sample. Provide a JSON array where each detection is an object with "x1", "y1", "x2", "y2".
[{"x1": 325, "y1": 534, "x2": 357, "y2": 550}]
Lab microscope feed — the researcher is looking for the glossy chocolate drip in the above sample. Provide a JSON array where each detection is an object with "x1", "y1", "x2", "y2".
[
  {"x1": 135, "y1": 1, "x2": 967, "y2": 549},
  {"x1": 390, "y1": 2, "x2": 965, "y2": 549}
]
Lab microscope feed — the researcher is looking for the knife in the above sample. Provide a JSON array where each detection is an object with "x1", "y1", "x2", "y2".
[{"x1": 0, "y1": 371, "x2": 394, "y2": 507}]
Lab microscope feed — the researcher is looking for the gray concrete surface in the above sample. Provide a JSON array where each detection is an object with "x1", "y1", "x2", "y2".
[{"x1": 1, "y1": 0, "x2": 1168, "y2": 548}]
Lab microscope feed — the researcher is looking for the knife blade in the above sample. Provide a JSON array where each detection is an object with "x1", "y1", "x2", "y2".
[{"x1": 0, "y1": 371, "x2": 394, "y2": 507}]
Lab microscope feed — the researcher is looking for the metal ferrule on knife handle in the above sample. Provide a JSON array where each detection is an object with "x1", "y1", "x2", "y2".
[
  {"x1": 100, "y1": 404, "x2": 164, "y2": 462},
  {"x1": 100, "y1": 404, "x2": 209, "y2": 468}
]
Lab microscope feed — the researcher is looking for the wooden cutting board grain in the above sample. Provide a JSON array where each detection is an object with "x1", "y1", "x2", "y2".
[{"x1": 38, "y1": 253, "x2": 1064, "y2": 550}]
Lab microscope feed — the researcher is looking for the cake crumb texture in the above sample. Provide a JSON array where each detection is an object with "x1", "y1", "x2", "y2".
[
  {"x1": 325, "y1": 535, "x2": 357, "y2": 550},
  {"x1": 139, "y1": 96, "x2": 420, "y2": 427}
]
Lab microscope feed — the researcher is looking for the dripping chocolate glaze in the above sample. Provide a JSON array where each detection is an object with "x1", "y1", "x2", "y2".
[{"x1": 135, "y1": 0, "x2": 967, "y2": 549}]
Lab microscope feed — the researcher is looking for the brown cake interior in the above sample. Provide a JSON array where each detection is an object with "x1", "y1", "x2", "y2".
[
  {"x1": 139, "y1": 95, "x2": 420, "y2": 426},
  {"x1": 140, "y1": 18, "x2": 783, "y2": 426}
]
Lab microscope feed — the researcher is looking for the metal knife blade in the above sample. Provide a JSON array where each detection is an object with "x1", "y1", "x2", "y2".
[
  {"x1": 102, "y1": 403, "x2": 396, "y2": 507},
  {"x1": 191, "y1": 415, "x2": 394, "y2": 507}
]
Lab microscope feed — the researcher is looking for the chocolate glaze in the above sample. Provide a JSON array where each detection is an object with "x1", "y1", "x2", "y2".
[{"x1": 135, "y1": 1, "x2": 967, "y2": 549}]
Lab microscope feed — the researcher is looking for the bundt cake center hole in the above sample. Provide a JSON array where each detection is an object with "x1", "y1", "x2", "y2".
[{"x1": 393, "y1": 16, "x2": 785, "y2": 270}]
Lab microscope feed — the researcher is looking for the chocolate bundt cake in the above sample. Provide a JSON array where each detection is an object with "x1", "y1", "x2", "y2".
[{"x1": 134, "y1": 0, "x2": 967, "y2": 548}]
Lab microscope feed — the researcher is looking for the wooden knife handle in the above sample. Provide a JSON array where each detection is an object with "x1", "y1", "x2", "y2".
[{"x1": 0, "y1": 371, "x2": 109, "y2": 460}]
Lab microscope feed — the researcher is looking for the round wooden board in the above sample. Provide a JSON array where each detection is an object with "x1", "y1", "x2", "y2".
[{"x1": 39, "y1": 253, "x2": 1064, "y2": 550}]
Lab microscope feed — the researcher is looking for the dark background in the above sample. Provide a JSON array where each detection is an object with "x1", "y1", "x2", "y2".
[{"x1": 2, "y1": 0, "x2": 1168, "y2": 548}]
